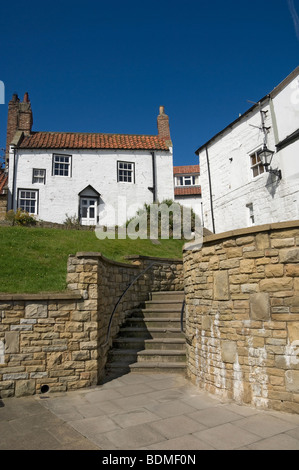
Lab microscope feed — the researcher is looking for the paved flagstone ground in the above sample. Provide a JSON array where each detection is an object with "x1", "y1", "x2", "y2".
[{"x1": 2, "y1": 372, "x2": 299, "y2": 450}]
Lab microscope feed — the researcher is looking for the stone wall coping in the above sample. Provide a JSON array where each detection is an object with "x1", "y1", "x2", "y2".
[
  {"x1": 75, "y1": 252, "x2": 140, "y2": 268},
  {"x1": 184, "y1": 220, "x2": 299, "y2": 251},
  {"x1": 125, "y1": 255, "x2": 183, "y2": 264},
  {"x1": 75, "y1": 252, "x2": 183, "y2": 267},
  {"x1": 0, "y1": 291, "x2": 82, "y2": 301}
]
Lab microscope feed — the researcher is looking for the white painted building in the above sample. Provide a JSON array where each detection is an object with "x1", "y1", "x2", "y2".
[
  {"x1": 6, "y1": 96, "x2": 174, "y2": 227},
  {"x1": 196, "y1": 66, "x2": 299, "y2": 234},
  {"x1": 173, "y1": 164, "x2": 202, "y2": 216}
]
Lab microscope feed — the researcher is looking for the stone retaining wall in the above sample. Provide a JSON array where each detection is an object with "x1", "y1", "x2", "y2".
[
  {"x1": 0, "y1": 194, "x2": 7, "y2": 221},
  {"x1": 183, "y1": 220, "x2": 299, "y2": 414},
  {"x1": 67, "y1": 253, "x2": 183, "y2": 380},
  {"x1": 0, "y1": 252, "x2": 183, "y2": 397}
]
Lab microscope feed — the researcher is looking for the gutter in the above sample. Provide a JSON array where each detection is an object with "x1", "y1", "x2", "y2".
[
  {"x1": 149, "y1": 151, "x2": 157, "y2": 203},
  {"x1": 276, "y1": 128, "x2": 299, "y2": 151},
  {"x1": 11, "y1": 146, "x2": 17, "y2": 211},
  {"x1": 205, "y1": 146, "x2": 215, "y2": 234}
]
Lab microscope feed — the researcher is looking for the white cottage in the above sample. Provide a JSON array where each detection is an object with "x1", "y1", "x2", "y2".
[
  {"x1": 173, "y1": 164, "x2": 201, "y2": 216},
  {"x1": 196, "y1": 66, "x2": 299, "y2": 234},
  {"x1": 6, "y1": 95, "x2": 174, "y2": 227}
]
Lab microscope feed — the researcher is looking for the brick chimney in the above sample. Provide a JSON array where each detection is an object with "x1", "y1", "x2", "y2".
[
  {"x1": 157, "y1": 106, "x2": 171, "y2": 141},
  {"x1": 5, "y1": 92, "x2": 33, "y2": 165}
]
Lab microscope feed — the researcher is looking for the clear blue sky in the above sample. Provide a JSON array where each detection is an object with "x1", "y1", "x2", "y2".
[{"x1": 0, "y1": 0, "x2": 298, "y2": 167}]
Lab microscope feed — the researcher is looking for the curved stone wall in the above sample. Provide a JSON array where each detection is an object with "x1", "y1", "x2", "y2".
[{"x1": 183, "y1": 220, "x2": 299, "y2": 414}]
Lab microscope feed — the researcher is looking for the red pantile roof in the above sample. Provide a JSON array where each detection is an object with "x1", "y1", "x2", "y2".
[
  {"x1": 174, "y1": 186, "x2": 201, "y2": 196},
  {"x1": 18, "y1": 132, "x2": 170, "y2": 151},
  {"x1": 173, "y1": 165, "x2": 200, "y2": 175},
  {"x1": 0, "y1": 170, "x2": 8, "y2": 194}
]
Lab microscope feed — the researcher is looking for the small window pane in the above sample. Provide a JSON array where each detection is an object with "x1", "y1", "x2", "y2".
[{"x1": 118, "y1": 162, "x2": 134, "y2": 183}]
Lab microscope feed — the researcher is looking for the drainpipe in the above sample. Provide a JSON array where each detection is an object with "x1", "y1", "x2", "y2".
[
  {"x1": 11, "y1": 146, "x2": 17, "y2": 211},
  {"x1": 150, "y1": 151, "x2": 157, "y2": 203},
  {"x1": 205, "y1": 146, "x2": 215, "y2": 233}
]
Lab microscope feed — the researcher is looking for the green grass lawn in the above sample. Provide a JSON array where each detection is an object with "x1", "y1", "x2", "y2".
[{"x1": 0, "y1": 226, "x2": 185, "y2": 294}]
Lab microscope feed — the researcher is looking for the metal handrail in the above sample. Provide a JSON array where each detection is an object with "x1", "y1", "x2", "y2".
[
  {"x1": 104, "y1": 260, "x2": 180, "y2": 346},
  {"x1": 180, "y1": 298, "x2": 185, "y2": 333},
  {"x1": 104, "y1": 261, "x2": 155, "y2": 345}
]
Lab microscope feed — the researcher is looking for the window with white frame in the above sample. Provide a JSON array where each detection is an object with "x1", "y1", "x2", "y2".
[
  {"x1": 246, "y1": 203, "x2": 255, "y2": 226},
  {"x1": 117, "y1": 161, "x2": 135, "y2": 183},
  {"x1": 18, "y1": 190, "x2": 38, "y2": 214},
  {"x1": 176, "y1": 175, "x2": 198, "y2": 186},
  {"x1": 32, "y1": 169, "x2": 46, "y2": 184},
  {"x1": 250, "y1": 150, "x2": 264, "y2": 178},
  {"x1": 52, "y1": 154, "x2": 72, "y2": 177}
]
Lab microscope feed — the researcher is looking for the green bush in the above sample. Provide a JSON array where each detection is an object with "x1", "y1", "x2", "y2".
[
  {"x1": 64, "y1": 214, "x2": 80, "y2": 229},
  {"x1": 5, "y1": 209, "x2": 37, "y2": 226}
]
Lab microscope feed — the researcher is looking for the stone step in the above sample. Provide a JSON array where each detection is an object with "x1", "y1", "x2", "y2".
[
  {"x1": 104, "y1": 291, "x2": 187, "y2": 378},
  {"x1": 118, "y1": 327, "x2": 184, "y2": 339},
  {"x1": 150, "y1": 291, "x2": 185, "y2": 302},
  {"x1": 144, "y1": 300, "x2": 184, "y2": 310},
  {"x1": 113, "y1": 337, "x2": 186, "y2": 351},
  {"x1": 140, "y1": 305, "x2": 183, "y2": 313},
  {"x1": 125, "y1": 317, "x2": 183, "y2": 329},
  {"x1": 108, "y1": 348, "x2": 186, "y2": 363},
  {"x1": 106, "y1": 361, "x2": 186, "y2": 375},
  {"x1": 133, "y1": 310, "x2": 183, "y2": 319}
]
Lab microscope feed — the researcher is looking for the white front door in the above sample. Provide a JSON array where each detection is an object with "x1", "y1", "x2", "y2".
[{"x1": 80, "y1": 197, "x2": 97, "y2": 225}]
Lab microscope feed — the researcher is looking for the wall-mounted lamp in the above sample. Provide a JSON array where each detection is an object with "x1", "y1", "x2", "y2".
[{"x1": 257, "y1": 145, "x2": 282, "y2": 180}]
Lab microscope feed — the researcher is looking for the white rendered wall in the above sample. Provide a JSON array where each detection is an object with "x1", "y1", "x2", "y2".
[
  {"x1": 174, "y1": 196, "x2": 202, "y2": 217},
  {"x1": 8, "y1": 148, "x2": 174, "y2": 226},
  {"x1": 199, "y1": 74, "x2": 299, "y2": 233}
]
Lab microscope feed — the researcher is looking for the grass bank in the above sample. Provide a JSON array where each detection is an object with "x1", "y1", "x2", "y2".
[{"x1": 0, "y1": 226, "x2": 184, "y2": 293}]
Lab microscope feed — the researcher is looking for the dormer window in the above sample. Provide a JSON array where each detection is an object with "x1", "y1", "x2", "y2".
[{"x1": 175, "y1": 175, "x2": 199, "y2": 186}]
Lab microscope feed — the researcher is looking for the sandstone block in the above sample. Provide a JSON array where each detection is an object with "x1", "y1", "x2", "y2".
[
  {"x1": 240, "y1": 259, "x2": 255, "y2": 274},
  {"x1": 280, "y1": 248, "x2": 299, "y2": 264},
  {"x1": 25, "y1": 302, "x2": 47, "y2": 319},
  {"x1": 265, "y1": 264, "x2": 284, "y2": 278},
  {"x1": 259, "y1": 278, "x2": 293, "y2": 292},
  {"x1": 271, "y1": 238, "x2": 295, "y2": 248},
  {"x1": 214, "y1": 271, "x2": 230, "y2": 300},
  {"x1": 286, "y1": 370, "x2": 299, "y2": 392},
  {"x1": 250, "y1": 293, "x2": 270, "y2": 321},
  {"x1": 256, "y1": 233, "x2": 270, "y2": 250},
  {"x1": 288, "y1": 323, "x2": 299, "y2": 344},
  {"x1": 286, "y1": 265, "x2": 299, "y2": 277},
  {"x1": 221, "y1": 341, "x2": 237, "y2": 363},
  {"x1": 202, "y1": 315, "x2": 212, "y2": 330},
  {"x1": 219, "y1": 259, "x2": 240, "y2": 269},
  {"x1": 4, "y1": 331, "x2": 19, "y2": 353},
  {"x1": 236, "y1": 236, "x2": 255, "y2": 246},
  {"x1": 15, "y1": 379, "x2": 36, "y2": 397}
]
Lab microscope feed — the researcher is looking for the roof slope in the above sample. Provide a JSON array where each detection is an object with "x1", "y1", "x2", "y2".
[
  {"x1": 173, "y1": 165, "x2": 200, "y2": 175},
  {"x1": 18, "y1": 132, "x2": 170, "y2": 151},
  {"x1": 174, "y1": 186, "x2": 201, "y2": 196},
  {"x1": 0, "y1": 170, "x2": 8, "y2": 194},
  {"x1": 195, "y1": 65, "x2": 299, "y2": 154}
]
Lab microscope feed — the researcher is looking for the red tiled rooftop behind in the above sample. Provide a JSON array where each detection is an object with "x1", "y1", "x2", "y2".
[
  {"x1": 174, "y1": 186, "x2": 201, "y2": 196},
  {"x1": 173, "y1": 165, "x2": 200, "y2": 175},
  {"x1": 0, "y1": 170, "x2": 8, "y2": 194},
  {"x1": 19, "y1": 132, "x2": 170, "y2": 151}
]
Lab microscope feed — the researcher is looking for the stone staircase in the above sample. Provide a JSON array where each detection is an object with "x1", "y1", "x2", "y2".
[{"x1": 105, "y1": 291, "x2": 186, "y2": 377}]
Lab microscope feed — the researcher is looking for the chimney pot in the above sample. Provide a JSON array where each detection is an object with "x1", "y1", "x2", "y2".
[
  {"x1": 157, "y1": 106, "x2": 171, "y2": 140},
  {"x1": 23, "y1": 92, "x2": 29, "y2": 102}
]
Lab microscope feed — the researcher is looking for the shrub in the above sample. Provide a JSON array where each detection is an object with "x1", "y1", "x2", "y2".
[
  {"x1": 5, "y1": 209, "x2": 37, "y2": 226},
  {"x1": 64, "y1": 214, "x2": 80, "y2": 229}
]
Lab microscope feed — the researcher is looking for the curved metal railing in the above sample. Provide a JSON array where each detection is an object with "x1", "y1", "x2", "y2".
[
  {"x1": 104, "y1": 261, "x2": 155, "y2": 345},
  {"x1": 104, "y1": 260, "x2": 183, "y2": 345}
]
